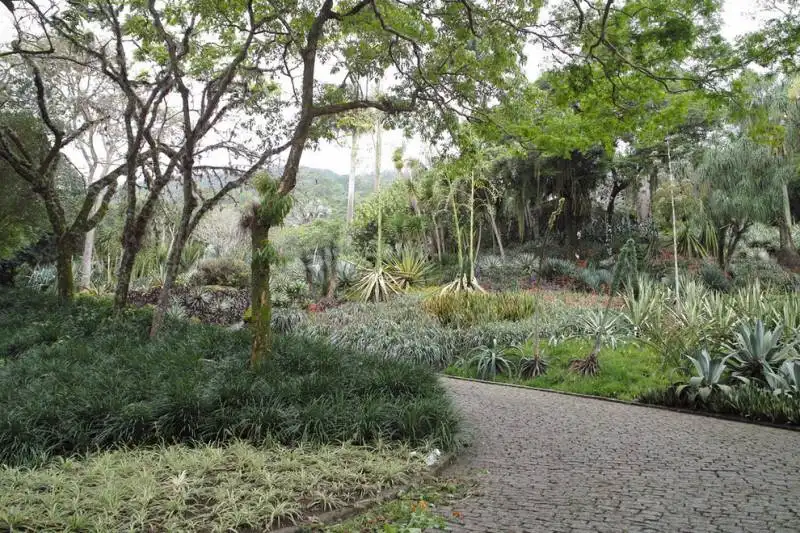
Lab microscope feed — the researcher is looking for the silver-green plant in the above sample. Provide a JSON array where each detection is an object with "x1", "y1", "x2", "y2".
[
  {"x1": 461, "y1": 339, "x2": 514, "y2": 380},
  {"x1": 677, "y1": 349, "x2": 732, "y2": 401},
  {"x1": 727, "y1": 319, "x2": 786, "y2": 383},
  {"x1": 766, "y1": 359, "x2": 800, "y2": 396}
]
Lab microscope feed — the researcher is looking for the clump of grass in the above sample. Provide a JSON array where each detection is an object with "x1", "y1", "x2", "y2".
[
  {"x1": 0, "y1": 441, "x2": 427, "y2": 532},
  {"x1": 0, "y1": 290, "x2": 460, "y2": 466},
  {"x1": 423, "y1": 292, "x2": 536, "y2": 327}
]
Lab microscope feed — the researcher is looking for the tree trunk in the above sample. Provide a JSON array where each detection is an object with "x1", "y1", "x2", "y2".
[
  {"x1": 347, "y1": 128, "x2": 358, "y2": 223},
  {"x1": 79, "y1": 229, "x2": 96, "y2": 290},
  {"x1": 325, "y1": 247, "x2": 338, "y2": 298},
  {"x1": 487, "y1": 206, "x2": 505, "y2": 259},
  {"x1": 55, "y1": 236, "x2": 74, "y2": 301},
  {"x1": 150, "y1": 167, "x2": 198, "y2": 336},
  {"x1": 250, "y1": 222, "x2": 272, "y2": 367},
  {"x1": 777, "y1": 183, "x2": 800, "y2": 268},
  {"x1": 114, "y1": 237, "x2": 138, "y2": 309}
]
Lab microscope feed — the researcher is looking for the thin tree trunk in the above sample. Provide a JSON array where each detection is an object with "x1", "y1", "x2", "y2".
[
  {"x1": 250, "y1": 222, "x2": 272, "y2": 367},
  {"x1": 488, "y1": 206, "x2": 505, "y2": 259},
  {"x1": 55, "y1": 236, "x2": 74, "y2": 301},
  {"x1": 79, "y1": 229, "x2": 96, "y2": 290},
  {"x1": 347, "y1": 128, "x2": 358, "y2": 223},
  {"x1": 777, "y1": 183, "x2": 800, "y2": 267}
]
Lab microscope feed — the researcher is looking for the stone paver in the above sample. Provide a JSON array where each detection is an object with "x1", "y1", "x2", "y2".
[{"x1": 437, "y1": 378, "x2": 800, "y2": 532}]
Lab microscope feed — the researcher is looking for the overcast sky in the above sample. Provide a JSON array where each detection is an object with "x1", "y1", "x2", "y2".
[{"x1": 0, "y1": 0, "x2": 765, "y2": 175}]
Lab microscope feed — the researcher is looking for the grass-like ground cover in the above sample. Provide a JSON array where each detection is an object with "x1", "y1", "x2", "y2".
[
  {"x1": 0, "y1": 441, "x2": 426, "y2": 531},
  {"x1": 444, "y1": 339, "x2": 671, "y2": 401}
]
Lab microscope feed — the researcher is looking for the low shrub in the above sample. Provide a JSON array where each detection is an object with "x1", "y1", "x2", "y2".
[
  {"x1": 638, "y1": 385, "x2": 800, "y2": 425},
  {"x1": 538, "y1": 258, "x2": 579, "y2": 282},
  {"x1": 190, "y1": 258, "x2": 250, "y2": 288},
  {"x1": 698, "y1": 262, "x2": 731, "y2": 293},
  {"x1": 423, "y1": 292, "x2": 536, "y2": 327},
  {"x1": 0, "y1": 290, "x2": 459, "y2": 466},
  {"x1": 730, "y1": 258, "x2": 799, "y2": 293}
]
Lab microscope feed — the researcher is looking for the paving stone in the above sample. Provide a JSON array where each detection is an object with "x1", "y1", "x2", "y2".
[{"x1": 436, "y1": 378, "x2": 800, "y2": 532}]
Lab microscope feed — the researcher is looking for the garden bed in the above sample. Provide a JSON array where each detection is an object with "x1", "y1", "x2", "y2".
[{"x1": 0, "y1": 441, "x2": 429, "y2": 531}]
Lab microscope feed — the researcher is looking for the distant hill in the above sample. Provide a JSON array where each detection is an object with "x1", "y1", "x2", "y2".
[{"x1": 288, "y1": 166, "x2": 398, "y2": 222}]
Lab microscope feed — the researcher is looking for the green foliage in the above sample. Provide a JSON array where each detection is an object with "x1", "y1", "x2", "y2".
[
  {"x1": 676, "y1": 349, "x2": 732, "y2": 402},
  {"x1": 386, "y1": 246, "x2": 432, "y2": 289},
  {"x1": 639, "y1": 385, "x2": 800, "y2": 426},
  {"x1": 726, "y1": 320, "x2": 787, "y2": 384},
  {"x1": 0, "y1": 290, "x2": 459, "y2": 466},
  {"x1": 446, "y1": 339, "x2": 669, "y2": 400},
  {"x1": 190, "y1": 257, "x2": 251, "y2": 288},
  {"x1": 353, "y1": 265, "x2": 400, "y2": 303},
  {"x1": 539, "y1": 258, "x2": 579, "y2": 281},
  {"x1": 423, "y1": 292, "x2": 536, "y2": 327},
  {"x1": 0, "y1": 113, "x2": 52, "y2": 258},
  {"x1": 504, "y1": 338, "x2": 549, "y2": 379},
  {"x1": 765, "y1": 360, "x2": 800, "y2": 397},
  {"x1": 460, "y1": 340, "x2": 514, "y2": 380},
  {"x1": 698, "y1": 262, "x2": 731, "y2": 293},
  {"x1": 0, "y1": 441, "x2": 426, "y2": 532}
]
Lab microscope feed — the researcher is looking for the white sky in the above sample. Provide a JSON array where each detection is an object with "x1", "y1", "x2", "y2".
[{"x1": 0, "y1": 0, "x2": 767, "y2": 176}]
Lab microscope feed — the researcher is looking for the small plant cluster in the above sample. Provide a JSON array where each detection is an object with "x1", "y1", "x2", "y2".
[
  {"x1": 0, "y1": 290, "x2": 460, "y2": 466},
  {"x1": 423, "y1": 292, "x2": 537, "y2": 327},
  {"x1": 458, "y1": 338, "x2": 549, "y2": 380},
  {"x1": 538, "y1": 258, "x2": 614, "y2": 293},
  {"x1": 127, "y1": 285, "x2": 249, "y2": 325},
  {"x1": 189, "y1": 257, "x2": 251, "y2": 288}
]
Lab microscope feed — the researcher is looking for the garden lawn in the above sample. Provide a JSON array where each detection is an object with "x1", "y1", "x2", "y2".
[
  {"x1": 446, "y1": 339, "x2": 671, "y2": 401},
  {"x1": 0, "y1": 441, "x2": 427, "y2": 531}
]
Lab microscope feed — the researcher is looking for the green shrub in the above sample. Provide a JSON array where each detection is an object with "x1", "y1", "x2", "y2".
[
  {"x1": 639, "y1": 385, "x2": 800, "y2": 425},
  {"x1": 190, "y1": 258, "x2": 250, "y2": 288},
  {"x1": 538, "y1": 258, "x2": 579, "y2": 281},
  {"x1": 730, "y1": 258, "x2": 799, "y2": 293},
  {"x1": 698, "y1": 262, "x2": 731, "y2": 292},
  {"x1": 423, "y1": 292, "x2": 536, "y2": 327},
  {"x1": 0, "y1": 290, "x2": 459, "y2": 466}
]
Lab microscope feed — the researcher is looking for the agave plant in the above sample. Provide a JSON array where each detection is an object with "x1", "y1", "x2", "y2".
[
  {"x1": 353, "y1": 265, "x2": 399, "y2": 303},
  {"x1": 677, "y1": 349, "x2": 732, "y2": 401},
  {"x1": 765, "y1": 357, "x2": 800, "y2": 397},
  {"x1": 461, "y1": 340, "x2": 514, "y2": 380},
  {"x1": 504, "y1": 338, "x2": 548, "y2": 379},
  {"x1": 727, "y1": 320, "x2": 786, "y2": 383}
]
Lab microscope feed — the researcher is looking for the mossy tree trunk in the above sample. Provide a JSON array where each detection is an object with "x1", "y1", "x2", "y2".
[{"x1": 250, "y1": 221, "x2": 273, "y2": 367}]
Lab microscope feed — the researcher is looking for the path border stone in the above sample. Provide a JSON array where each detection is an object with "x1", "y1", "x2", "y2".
[{"x1": 440, "y1": 374, "x2": 800, "y2": 432}]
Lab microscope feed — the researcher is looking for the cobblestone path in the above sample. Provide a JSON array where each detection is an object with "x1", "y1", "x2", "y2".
[{"x1": 437, "y1": 377, "x2": 800, "y2": 533}]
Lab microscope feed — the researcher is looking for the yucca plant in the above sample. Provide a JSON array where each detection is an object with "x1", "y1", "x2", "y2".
[
  {"x1": 622, "y1": 274, "x2": 664, "y2": 336},
  {"x1": 386, "y1": 246, "x2": 432, "y2": 289},
  {"x1": 504, "y1": 338, "x2": 548, "y2": 379},
  {"x1": 727, "y1": 320, "x2": 786, "y2": 383},
  {"x1": 353, "y1": 265, "x2": 400, "y2": 303},
  {"x1": 460, "y1": 340, "x2": 514, "y2": 380},
  {"x1": 732, "y1": 279, "x2": 767, "y2": 320},
  {"x1": 677, "y1": 349, "x2": 733, "y2": 401}
]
